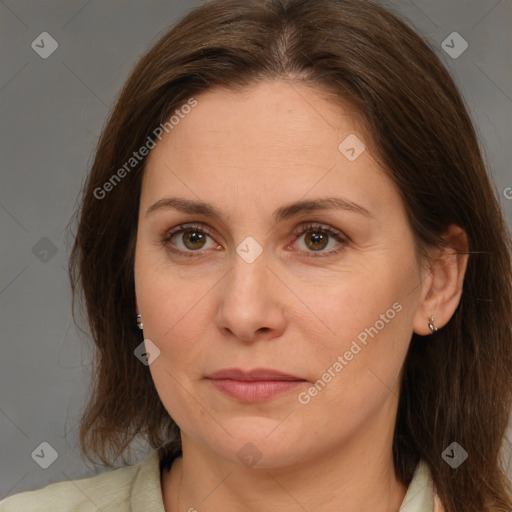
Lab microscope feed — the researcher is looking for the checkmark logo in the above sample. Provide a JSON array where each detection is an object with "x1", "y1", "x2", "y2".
[
  {"x1": 442, "y1": 442, "x2": 468, "y2": 468},
  {"x1": 236, "y1": 236, "x2": 263, "y2": 263},
  {"x1": 31, "y1": 237, "x2": 58, "y2": 263},
  {"x1": 237, "y1": 442, "x2": 263, "y2": 468},
  {"x1": 31, "y1": 442, "x2": 59, "y2": 469},
  {"x1": 134, "y1": 339, "x2": 161, "y2": 365},
  {"x1": 442, "y1": 32, "x2": 468, "y2": 59},
  {"x1": 338, "y1": 134, "x2": 365, "y2": 161},
  {"x1": 31, "y1": 32, "x2": 58, "y2": 59}
]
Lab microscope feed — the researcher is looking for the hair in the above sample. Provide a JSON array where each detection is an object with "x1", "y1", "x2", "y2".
[{"x1": 67, "y1": 0, "x2": 512, "y2": 510}]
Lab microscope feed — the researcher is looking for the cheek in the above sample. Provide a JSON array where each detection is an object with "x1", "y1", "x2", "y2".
[
  {"x1": 298, "y1": 258, "x2": 416, "y2": 390},
  {"x1": 133, "y1": 255, "x2": 204, "y2": 388},
  {"x1": 139, "y1": 273, "x2": 209, "y2": 431},
  {"x1": 135, "y1": 246, "x2": 200, "y2": 334},
  {"x1": 299, "y1": 263, "x2": 409, "y2": 345}
]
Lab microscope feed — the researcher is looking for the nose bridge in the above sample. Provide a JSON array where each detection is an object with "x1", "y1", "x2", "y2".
[
  {"x1": 228, "y1": 243, "x2": 269, "y2": 301},
  {"x1": 216, "y1": 241, "x2": 282, "y2": 340}
]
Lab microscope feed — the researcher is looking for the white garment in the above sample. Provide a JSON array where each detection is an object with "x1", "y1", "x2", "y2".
[{"x1": 0, "y1": 449, "x2": 437, "y2": 511}]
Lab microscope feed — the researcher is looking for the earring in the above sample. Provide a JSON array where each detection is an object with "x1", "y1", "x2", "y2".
[
  {"x1": 136, "y1": 314, "x2": 143, "y2": 330},
  {"x1": 427, "y1": 316, "x2": 438, "y2": 334}
]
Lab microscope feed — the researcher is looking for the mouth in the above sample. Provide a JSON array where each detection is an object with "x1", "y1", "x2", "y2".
[{"x1": 206, "y1": 368, "x2": 307, "y2": 402}]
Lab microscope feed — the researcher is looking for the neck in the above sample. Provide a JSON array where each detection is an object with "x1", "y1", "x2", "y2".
[{"x1": 162, "y1": 427, "x2": 407, "y2": 512}]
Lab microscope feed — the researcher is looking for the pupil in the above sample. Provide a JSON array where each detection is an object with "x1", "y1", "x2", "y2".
[
  {"x1": 185, "y1": 230, "x2": 205, "y2": 249},
  {"x1": 307, "y1": 232, "x2": 327, "y2": 251}
]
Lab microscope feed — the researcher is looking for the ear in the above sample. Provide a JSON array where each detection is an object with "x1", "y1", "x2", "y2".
[{"x1": 413, "y1": 224, "x2": 469, "y2": 335}]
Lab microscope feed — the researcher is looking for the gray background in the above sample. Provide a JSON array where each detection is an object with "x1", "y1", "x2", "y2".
[{"x1": 1, "y1": 0, "x2": 511, "y2": 500}]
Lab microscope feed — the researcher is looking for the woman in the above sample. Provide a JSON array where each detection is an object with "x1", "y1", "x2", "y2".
[{"x1": 2, "y1": 0, "x2": 511, "y2": 510}]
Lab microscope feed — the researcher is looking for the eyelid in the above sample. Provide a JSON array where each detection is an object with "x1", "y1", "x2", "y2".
[
  {"x1": 291, "y1": 222, "x2": 349, "y2": 242},
  {"x1": 163, "y1": 222, "x2": 215, "y2": 242}
]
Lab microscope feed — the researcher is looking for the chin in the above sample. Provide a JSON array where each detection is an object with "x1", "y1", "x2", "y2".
[{"x1": 199, "y1": 421, "x2": 313, "y2": 469}]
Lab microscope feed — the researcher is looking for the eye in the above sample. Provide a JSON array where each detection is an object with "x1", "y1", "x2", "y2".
[
  {"x1": 290, "y1": 222, "x2": 348, "y2": 256},
  {"x1": 162, "y1": 222, "x2": 348, "y2": 258},
  {"x1": 162, "y1": 223, "x2": 220, "y2": 257}
]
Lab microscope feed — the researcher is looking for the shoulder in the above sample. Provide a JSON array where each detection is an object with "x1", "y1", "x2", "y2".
[{"x1": 0, "y1": 449, "x2": 163, "y2": 512}]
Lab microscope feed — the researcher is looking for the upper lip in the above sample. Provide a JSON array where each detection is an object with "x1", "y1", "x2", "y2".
[{"x1": 207, "y1": 368, "x2": 305, "y2": 381}]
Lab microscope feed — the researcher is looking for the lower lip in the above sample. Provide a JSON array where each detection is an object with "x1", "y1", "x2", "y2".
[{"x1": 208, "y1": 379, "x2": 305, "y2": 402}]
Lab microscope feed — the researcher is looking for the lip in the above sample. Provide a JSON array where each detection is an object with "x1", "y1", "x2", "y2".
[
  {"x1": 207, "y1": 368, "x2": 304, "y2": 381},
  {"x1": 206, "y1": 368, "x2": 307, "y2": 402}
]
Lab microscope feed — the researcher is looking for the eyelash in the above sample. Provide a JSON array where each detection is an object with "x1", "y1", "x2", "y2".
[{"x1": 161, "y1": 222, "x2": 349, "y2": 258}]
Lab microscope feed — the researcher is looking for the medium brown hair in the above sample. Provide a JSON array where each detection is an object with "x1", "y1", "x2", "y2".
[{"x1": 68, "y1": 0, "x2": 512, "y2": 510}]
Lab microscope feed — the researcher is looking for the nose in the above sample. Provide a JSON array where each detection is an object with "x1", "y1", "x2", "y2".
[{"x1": 215, "y1": 250, "x2": 287, "y2": 343}]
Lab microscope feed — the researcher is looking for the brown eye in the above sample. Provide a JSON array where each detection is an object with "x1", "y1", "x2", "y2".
[
  {"x1": 163, "y1": 223, "x2": 219, "y2": 257},
  {"x1": 180, "y1": 229, "x2": 207, "y2": 250},
  {"x1": 304, "y1": 231, "x2": 329, "y2": 251},
  {"x1": 292, "y1": 223, "x2": 348, "y2": 257}
]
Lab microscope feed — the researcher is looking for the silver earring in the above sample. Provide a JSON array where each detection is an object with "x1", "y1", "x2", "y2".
[
  {"x1": 136, "y1": 314, "x2": 143, "y2": 330},
  {"x1": 427, "y1": 316, "x2": 438, "y2": 334}
]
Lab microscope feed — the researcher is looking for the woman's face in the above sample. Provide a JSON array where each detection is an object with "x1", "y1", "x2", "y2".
[{"x1": 134, "y1": 80, "x2": 430, "y2": 468}]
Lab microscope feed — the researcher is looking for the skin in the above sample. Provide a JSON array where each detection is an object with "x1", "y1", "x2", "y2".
[{"x1": 133, "y1": 80, "x2": 469, "y2": 512}]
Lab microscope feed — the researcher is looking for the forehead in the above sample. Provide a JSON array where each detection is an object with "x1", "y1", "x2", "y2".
[
  {"x1": 151, "y1": 80, "x2": 365, "y2": 157},
  {"x1": 141, "y1": 80, "x2": 397, "y2": 224}
]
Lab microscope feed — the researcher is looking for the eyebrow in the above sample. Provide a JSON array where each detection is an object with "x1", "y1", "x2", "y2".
[{"x1": 145, "y1": 196, "x2": 374, "y2": 222}]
